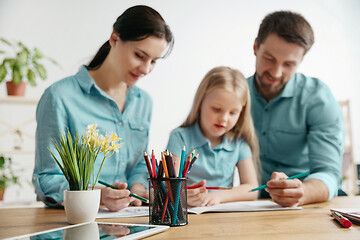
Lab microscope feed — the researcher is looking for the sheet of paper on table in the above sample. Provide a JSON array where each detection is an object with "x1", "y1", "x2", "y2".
[
  {"x1": 188, "y1": 200, "x2": 302, "y2": 214},
  {"x1": 97, "y1": 206, "x2": 149, "y2": 218},
  {"x1": 96, "y1": 200, "x2": 302, "y2": 218}
]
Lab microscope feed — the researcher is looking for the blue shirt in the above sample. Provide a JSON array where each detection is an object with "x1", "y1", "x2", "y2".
[
  {"x1": 166, "y1": 122, "x2": 252, "y2": 187},
  {"x1": 248, "y1": 73, "x2": 343, "y2": 200},
  {"x1": 32, "y1": 66, "x2": 151, "y2": 207}
]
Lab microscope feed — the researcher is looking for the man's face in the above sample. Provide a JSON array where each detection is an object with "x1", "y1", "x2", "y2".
[{"x1": 253, "y1": 33, "x2": 305, "y2": 101}]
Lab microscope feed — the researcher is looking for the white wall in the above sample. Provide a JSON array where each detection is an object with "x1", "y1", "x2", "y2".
[{"x1": 0, "y1": 0, "x2": 359, "y2": 201}]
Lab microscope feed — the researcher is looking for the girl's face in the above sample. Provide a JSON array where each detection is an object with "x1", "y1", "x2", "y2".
[
  {"x1": 108, "y1": 32, "x2": 168, "y2": 86},
  {"x1": 199, "y1": 88, "x2": 242, "y2": 146}
]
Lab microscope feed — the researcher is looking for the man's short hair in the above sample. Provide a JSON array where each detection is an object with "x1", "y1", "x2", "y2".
[{"x1": 256, "y1": 11, "x2": 314, "y2": 55}]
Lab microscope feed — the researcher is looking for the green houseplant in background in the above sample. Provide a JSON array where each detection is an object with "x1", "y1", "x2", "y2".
[
  {"x1": 48, "y1": 123, "x2": 121, "y2": 224},
  {"x1": 0, "y1": 38, "x2": 59, "y2": 96},
  {"x1": 0, "y1": 155, "x2": 20, "y2": 201}
]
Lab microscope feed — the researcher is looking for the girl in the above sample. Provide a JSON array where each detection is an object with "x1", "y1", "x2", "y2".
[
  {"x1": 166, "y1": 66, "x2": 259, "y2": 207},
  {"x1": 33, "y1": 5, "x2": 174, "y2": 211}
]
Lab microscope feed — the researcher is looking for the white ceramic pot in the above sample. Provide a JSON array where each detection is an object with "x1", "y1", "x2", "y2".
[{"x1": 63, "y1": 189, "x2": 101, "y2": 224}]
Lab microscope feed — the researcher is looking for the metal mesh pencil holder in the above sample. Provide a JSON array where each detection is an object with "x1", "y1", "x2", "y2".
[{"x1": 148, "y1": 177, "x2": 188, "y2": 227}]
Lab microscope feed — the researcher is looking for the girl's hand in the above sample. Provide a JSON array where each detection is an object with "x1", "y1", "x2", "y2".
[
  {"x1": 130, "y1": 183, "x2": 149, "y2": 206},
  {"x1": 101, "y1": 182, "x2": 132, "y2": 212},
  {"x1": 187, "y1": 180, "x2": 207, "y2": 207},
  {"x1": 202, "y1": 191, "x2": 222, "y2": 206}
]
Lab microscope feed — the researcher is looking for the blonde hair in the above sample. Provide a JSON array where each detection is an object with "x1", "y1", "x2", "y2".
[{"x1": 181, "y1": 66, "x2": 259, "y2": 169}]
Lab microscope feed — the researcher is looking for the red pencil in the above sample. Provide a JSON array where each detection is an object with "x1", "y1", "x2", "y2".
[
  {"x1": 186, "y1": 186, "x2": 231, "y2": 190},
  {"x1": 143, "y1": 151, "x2": 153, "y2": 178},
  {"x1": 183, "y1": 159, "x2": 191, "y2": 177},
  {"x1": 151, "y1": 149, "x2": 156, "y2": 178}
]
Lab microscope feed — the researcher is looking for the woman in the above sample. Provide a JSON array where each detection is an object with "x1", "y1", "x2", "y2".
[{"x1": 32, "y1": 5, "x2": 174, "y2": 211}]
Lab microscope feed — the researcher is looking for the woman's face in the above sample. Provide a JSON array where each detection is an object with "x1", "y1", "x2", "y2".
[{"x1": 108, "y1": 32, "x2": 168, "y2": 86}]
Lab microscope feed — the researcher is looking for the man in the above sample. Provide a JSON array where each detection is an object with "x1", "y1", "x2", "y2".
[{"x1": 248, "y1": 11, "x2": 344, "y2": 207}]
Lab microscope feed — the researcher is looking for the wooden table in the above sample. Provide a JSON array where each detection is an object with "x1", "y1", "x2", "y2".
[{"x1": 0, "y1": 196, "x2": 359, "y2": 239}]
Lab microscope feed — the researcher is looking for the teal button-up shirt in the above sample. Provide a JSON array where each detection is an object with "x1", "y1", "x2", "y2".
[
  {"x1": 32, "y1": 66, "x2": 151, "y2": 207},
  {"x1": 248, "y1": 73, "x2": 343, "y2": 200},
  {"x1": 166, "y1": 122, "x2": 252, "y2": 187}
]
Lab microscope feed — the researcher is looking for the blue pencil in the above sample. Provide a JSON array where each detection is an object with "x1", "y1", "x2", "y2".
[
  {"x1": 249, "y1": 171, "x2": 310, "y2": 192},
  {"x1": 179, "y1": 146, "x2": 186, "y2": 178}
]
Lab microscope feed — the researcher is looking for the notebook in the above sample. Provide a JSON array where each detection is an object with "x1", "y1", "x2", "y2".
[{"x1": 188, "y1": 200, "x2": 302, "y2": 214}]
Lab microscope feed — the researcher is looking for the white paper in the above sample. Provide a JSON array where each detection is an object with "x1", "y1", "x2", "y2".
[
  {"x1": 96, "y1": 201, "x2": 302, "y2": 218},
  {"x1": 188, "y1": 200, "x2": 302, "y2": 214},
  {"x1": 97, "y1": 206, "x2": 149, "y2": 218}
]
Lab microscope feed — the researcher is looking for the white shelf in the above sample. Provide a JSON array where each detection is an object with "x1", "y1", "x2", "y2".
[
  {"x1": 0, "y1": 96, "x2": 38, "y2": 105},
  {"x1": 0, "y1": 150, "x2": 35, "y2": 155},
  {"x1": 0, "y1": 97, "x2": 37, "y2": 156}
]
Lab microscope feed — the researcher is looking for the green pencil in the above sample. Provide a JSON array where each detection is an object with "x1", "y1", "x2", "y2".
[
  {"x1": 249, "y1": 171, "x2": 310, "y2": 192},
  {"x1": 98, "y1": 180, "x2": 149, "y2": 204}
]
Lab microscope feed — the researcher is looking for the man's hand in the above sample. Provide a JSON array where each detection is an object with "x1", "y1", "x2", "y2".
[
  {"x1": 265, "y1": 172, "x2": 305, "y2": 207},
  {"x1": 266, "y1": 172, "x2": 329, "y2": 206}
]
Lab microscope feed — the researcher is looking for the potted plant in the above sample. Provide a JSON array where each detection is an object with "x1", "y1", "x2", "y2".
[
  {"x1": 49, "y1": 123, "x2": 121, "y2": 224},
  {"x1": 0, "y1": 38, "x2": 59, "y2": 96},
  {"x1": 0, "y1": 155, "x2": 20, "y2": 201}
]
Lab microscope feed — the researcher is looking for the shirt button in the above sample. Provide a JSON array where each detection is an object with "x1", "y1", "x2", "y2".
[
  {"x1": 140, "y1": 126, "x2": 144, "y2": 130},
  {"x1": 264, "y1": 108, "x2": 268, "y2": 112},
  {"x1": 121, "y1": 162, "x2": 125, "y2": 166},
  {"x1": 262, "y1": 132, "x2": 266, "y2": 136},
  {"x1": 118, "y1": 122, "x2": 123, "y2": 126}
]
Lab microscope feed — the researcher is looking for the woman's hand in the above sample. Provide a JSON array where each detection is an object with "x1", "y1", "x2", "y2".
[
  {"x1": 130, "y1": 183, "x2": 149, "y2": 206},
  {"x1": 100, "y1": 182, "x2": 132, "y2": 212},
  {"x1": 187, "y1": 180, "x2": 207, "y2": 207}
]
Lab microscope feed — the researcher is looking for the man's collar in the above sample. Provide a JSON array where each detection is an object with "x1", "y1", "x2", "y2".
[
  {"x1": 250, "y1": 73, "x2": 296, "y2": 100},
  {"x1": 280, "y1": 75, "x2": 296, "y2": 98}
]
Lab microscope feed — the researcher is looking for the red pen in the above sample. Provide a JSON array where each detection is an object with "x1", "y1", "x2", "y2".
[
  {"x1": 331, "y1": 211, "x2": 352, "y2": 228},
  {"x1": 187, "y1": 186, "x2": 231, "y2": 190}
]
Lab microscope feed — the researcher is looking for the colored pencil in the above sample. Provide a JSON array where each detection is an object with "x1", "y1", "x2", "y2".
[
  {"x1": 151, "y1": 150, "x2": 156, "y2": 178},
  {"x1": 161, "y1": 152, "x2": 169, "y2": 178},
  {"x1": 161, "y1": 151, "x2": 175, "y2": 204},
  {"x1": 190, "y1": 153, "x2": 199, "y2": 165},
  {"x1": 173, "y1": 147, "x2": 187, "y2": 223},
  {"x1": 179, "y1": 146, "x2": 186, "y2": 178},
  {"x1": 187, "y1": 153, "x2": 199, "y2": 173},
  {"x1": 98, "y1": 180, "x2": 149, "y2": 204},
  {"x1": 183, "y1": 158, "x2": 191, "y2": 177},
  {"x1": 187, "y1": 186, "x2": 232, "y2": 190},
  {"x1": 249, "y1": 171, "x2": 310, "y2": 192},
  {"x1": 143, "y1": 151, "x2": 153, "y2": 178}
]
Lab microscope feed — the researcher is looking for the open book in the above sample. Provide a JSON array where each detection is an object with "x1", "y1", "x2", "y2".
[{"x1": 188, "y1": 200, "x2": 302, "y2": 214}]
